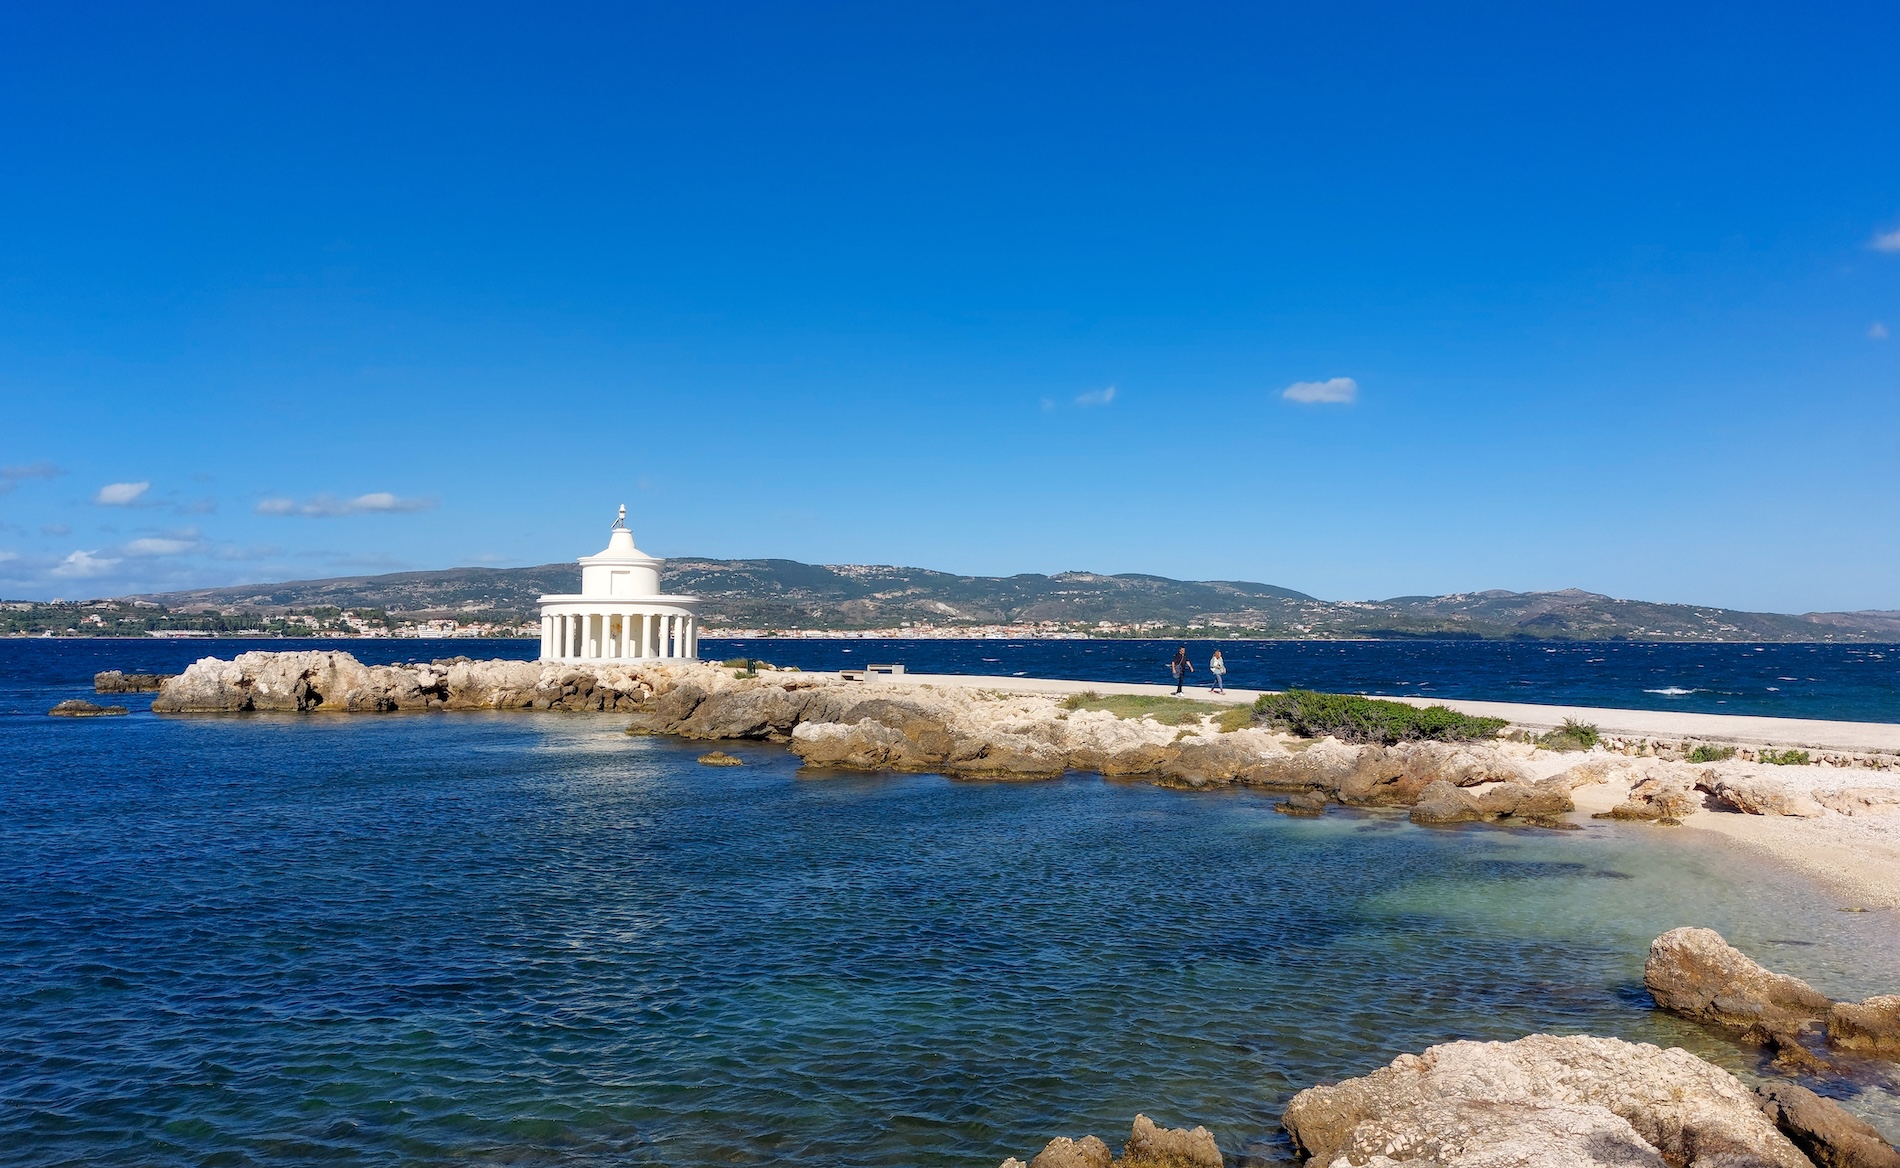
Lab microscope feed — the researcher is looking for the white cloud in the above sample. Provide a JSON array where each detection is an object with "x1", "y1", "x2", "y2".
[
  {"x1": 1074, "y1": 385, "x2": 1117, "y2": 407},
  {"x1": 1871, "y1": 322, "x2": 1891, "y2": 341},
  {"x1": 0, "y1": 462, "x2": 62, "y2": 493},
  {"x1": 50, "y1": 549, "x2": 121, "y2": 578},
  {"x1": 1873, "y1": 226, "x2": 1900, "y2": 253},
  {"x1": 1282, "y1": 377, "x2": 1359, "y2": 404},
  {"x1": 124, "y1": 537, "x2": 199, "y2": 556},
  {"x1": 94, "y1": 481, "x2": 151, "y2": 506},
  {"x1": 255, "y1": 492, "x2": 436, "y2": 516},
  {"x1": 0, "y1": 550, "x2": 16, "y2": 563}
]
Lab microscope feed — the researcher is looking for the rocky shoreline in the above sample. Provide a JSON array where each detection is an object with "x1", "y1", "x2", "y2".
[
  {"x1": 1003, "y1": 929, "x2": 1900, "y2": 1168},
  {"x1": 142, "y1": 652, "x2": 1900, "y2": 835}
]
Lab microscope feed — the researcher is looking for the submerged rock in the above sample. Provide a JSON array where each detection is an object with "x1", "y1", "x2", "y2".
[
  {"x1": 696, "y1": 751, "x2": 743, "y2": 767},
  {"x1": 1282, "y1": 1033, "x2": 1812, "y2": 1168},
  {"x1": 1755, "y1": 1082, "x2": 1900, "y2": 1168},
  {"x1": 48, "y1": 699, "x2": 127, "y2": 717}
]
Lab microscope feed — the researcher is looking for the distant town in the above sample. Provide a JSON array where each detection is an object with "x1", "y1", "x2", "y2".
[{"x1": 0, "y1": 599, "x2": 1191, "y2": 641}]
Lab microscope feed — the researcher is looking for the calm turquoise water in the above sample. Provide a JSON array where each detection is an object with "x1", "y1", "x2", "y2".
[{"x1": 4, "y1": 643, "x2": 1899, "y2": 1165}]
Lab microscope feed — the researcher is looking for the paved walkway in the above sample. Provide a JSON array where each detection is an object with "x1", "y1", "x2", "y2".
[{"x1": 880, "y1": 672, "x2": 1900, "y2": 754}]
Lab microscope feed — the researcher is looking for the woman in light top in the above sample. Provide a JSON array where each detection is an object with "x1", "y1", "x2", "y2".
[{"x1": 1209, "y1": 649, "x2": 1227, "y2": 694}]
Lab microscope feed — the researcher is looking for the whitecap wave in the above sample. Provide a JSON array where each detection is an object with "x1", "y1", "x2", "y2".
[{"x1": 1644, "y1": 686, "x2": 1699, "y2": 696}]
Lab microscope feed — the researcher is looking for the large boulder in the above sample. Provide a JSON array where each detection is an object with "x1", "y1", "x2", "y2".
[
  {"x1": 1408, "y1": 780, "x2": 1482, "y2": 825},
  {"x1": 1704, "y1": 775, "x2": 1827, "y2": 819},
  {"x1": 1644, "y1": 927, "x2": 1833, "y2": 1038},
  {"x1": 152, "y1": 655, "x2": 254, "y2": 712},
  {"x1": 1606, "y1": 772, "x2": 1704, "y2": 823},
  {"x1": 1409, "y1": 777, "x2": 1576, "y2": 827},
  {"x1": 1281, "y1": 1034, "x2": 1812, "y2": 1168}
]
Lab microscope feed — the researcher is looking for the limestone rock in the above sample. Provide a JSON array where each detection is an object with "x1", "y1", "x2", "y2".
[
  {"x1": 697, "y1": 751, "x2": 743, "y2": 767},
  {"x1": 1755, "y1": 1082, "x2": 1900, "y2": 1168},
  {"x1": 1409, "y1": 780, "x2": 1482, "y2": 825},
  {"x1": 1275, "y1": 788, "x2": 1330, "y2": 816},
  {"x1": 1281, "y1": 1034, "x2": 1811, "y2": 1168},
  {"x1": 1410, "y1": 777, "x2": 1576, "y2": 827},
  {"x1": 1336, "y1": 741, "x2": 1529, "y2": 807},
  {"x1": 1705, "y1": 775, "x2": 1827, "y2": 818},
  {"x1": 155, "y1": 651, "x2": 666, "y2": 714},
  {"x1": 93, "y1": 670, "x2": 171, "y2": 692},
  {"x1": 1816, "y1": 788, "x2": 1900, "y2": 817},
  {"x1": 49, "y1": 699, "x2": 127, "y2": 717},
  {"x1": 1644, "y1": 927, "x2": 1832, "y2": 1036},
  {"x1": 1029, "y1": 1135, "x2": 1112, "y2": 1168},
  {"x1": 1606, "y1": 771, "x2": 1703, "y2": 823},
  {"x1": 1829, "y1": 995, "x2": 1900, "y2": 1055},
  {"x1": 1119, "y1": 1114, "x2": 1221, "y2": 1168}
]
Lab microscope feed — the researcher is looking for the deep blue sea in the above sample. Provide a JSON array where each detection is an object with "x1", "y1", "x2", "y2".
[
  {"x1": 4, "y1": 635, "x2": 1898, "y2": 722},
  {"x1": 4, "y1": 638, "x2": 1899, "y2": 1166}
]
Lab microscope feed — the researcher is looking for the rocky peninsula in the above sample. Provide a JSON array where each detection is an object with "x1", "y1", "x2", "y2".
[{"x1": 145, "y1": 651, "x2": 1900, "y2": 907}]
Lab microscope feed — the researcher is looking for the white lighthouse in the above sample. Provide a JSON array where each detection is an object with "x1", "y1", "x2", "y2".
[{"x1": 538, "y1": 506, "x2": 700, "y2": 661}]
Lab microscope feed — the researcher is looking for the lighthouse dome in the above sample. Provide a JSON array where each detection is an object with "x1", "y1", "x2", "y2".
[{"x1": 577, "y1": 505, "x2": 664, "y2": 598}]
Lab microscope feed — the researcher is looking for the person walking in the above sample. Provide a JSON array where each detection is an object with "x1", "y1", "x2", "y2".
[
  {"x1": 1170, "y1": 646, "x2": 1193, "y2": 694},
  {"x1": 1209, "y1": 649, "x2": 1227, "y2": 694}
]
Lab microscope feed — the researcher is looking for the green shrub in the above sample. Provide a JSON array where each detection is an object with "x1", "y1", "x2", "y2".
[
  {"x1": 1251, "y1": 689, "x2": 1506, "y2": 745},
  {"x1": 1687, "y1": 744, "x2": 1736, "y2": 763},
  {"x1": 1759, "y1": 748, "x2": 1811, "y2": 766},
  {"x1": 1537, "y1": 719, "x2": 1600, "y2": 752},
  {"x1": 720, "y1": 657, "x2": 751, "y2": 669}
]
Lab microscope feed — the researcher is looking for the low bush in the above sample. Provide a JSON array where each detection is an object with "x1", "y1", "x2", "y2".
[
  {"x1": 1687, "y1": 744, "x2": 1736, "y2": 763},
  {"x1": 1537, "y1": 719, "x2": 1600, "y2": 752},
  {"x1": 1251, "y1": 689, "x2": 1507, "y2": 745},
  {"x1": 720, "y1": 657, "x2": 751, "y2": 669},
  {"x1": 1759, "y1": 748, "x2": 1811, "y2": 766}
]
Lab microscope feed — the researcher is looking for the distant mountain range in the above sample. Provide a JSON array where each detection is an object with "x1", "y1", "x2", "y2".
[{"x1": 128, "y1": 559, "x2": 1900, "y2": 642}]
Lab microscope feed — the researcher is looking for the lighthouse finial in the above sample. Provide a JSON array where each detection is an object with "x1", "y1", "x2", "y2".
[{"x1": 614, "y1": 503, "x2": 627, "y2": 529}]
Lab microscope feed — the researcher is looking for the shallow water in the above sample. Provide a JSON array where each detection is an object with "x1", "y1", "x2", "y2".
[{"x1": 4, "y1": 643, "x2": 1900, "y2": 1165}]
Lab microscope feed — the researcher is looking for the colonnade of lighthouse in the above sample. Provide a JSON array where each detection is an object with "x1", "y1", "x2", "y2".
[
  {"x1": 537, "y1": 506, "x2": 701, "y2": 662},
  {"x1": 540, "y1": 610, "x2": 696, "y2": 661}
]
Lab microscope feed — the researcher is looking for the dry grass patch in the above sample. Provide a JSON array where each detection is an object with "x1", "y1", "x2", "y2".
[{"x1": 1060, "y1": 692, "x2": 1253, "y2": 732}]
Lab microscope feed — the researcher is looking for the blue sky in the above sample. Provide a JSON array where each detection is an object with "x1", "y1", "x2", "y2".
[{"x1": 1, "y1": 2, "x2": 1896, "y2": 612}]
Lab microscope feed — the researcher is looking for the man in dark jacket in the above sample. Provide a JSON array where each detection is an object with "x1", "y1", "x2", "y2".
[{"x1": 1170, "y1": 646, "x2": 1193, "y2": 694}]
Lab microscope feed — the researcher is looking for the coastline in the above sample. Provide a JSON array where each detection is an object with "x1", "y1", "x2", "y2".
[
  {"x1": 894, "y1": 673, "x2": 1900, "y2": 755},
  {"x1": 135, "y1": 650, "x2": 1900, "y2": 912}
]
